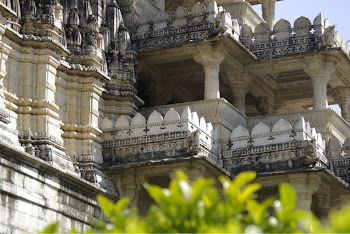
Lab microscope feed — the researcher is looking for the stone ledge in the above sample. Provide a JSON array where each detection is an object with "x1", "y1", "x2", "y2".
[{"x1": 0, "y1": 141, "x2": 110, "y2": 197}]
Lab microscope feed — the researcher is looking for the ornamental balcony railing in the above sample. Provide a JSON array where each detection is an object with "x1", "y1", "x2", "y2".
[
  {"x1": 223, "y1": 117, "x2": 328, "y2": 175},
  {"x1": 140, "y1": 98, "x2": 247, "y2": 149},
  {"x1": 248, "y1": 108, "x2": 350, "y2": 143},
  {"x1": 241, "y1": 14, "x2": 350, "y2": 59},
  {"x1": 101, "y1": 106, "x2": 220, "y2": 167}
]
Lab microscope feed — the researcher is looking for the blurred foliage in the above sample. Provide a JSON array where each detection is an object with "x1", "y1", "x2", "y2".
[{"x1": 42, "y1": 171, "x2": 350, "y2": 233}]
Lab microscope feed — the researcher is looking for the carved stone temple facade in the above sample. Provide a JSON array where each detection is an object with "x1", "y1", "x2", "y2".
[{"x1": 1, "y1": 0, "x2": 350, "y2": 232}]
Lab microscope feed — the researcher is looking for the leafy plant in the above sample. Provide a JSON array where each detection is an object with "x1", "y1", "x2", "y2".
[{"x1": 41, "y1": 171, "x2": 350, "y2": 233}]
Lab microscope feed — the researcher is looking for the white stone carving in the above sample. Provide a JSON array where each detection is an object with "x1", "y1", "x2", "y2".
[
  {"x1": 130, "y1": 113, "x2": 146, "y2": 137},
  {"x1": 190, "y1": 2, "x2": 206, "y2": 23},
  {"x1": 173, "y1": 7, "x2": 189, "y2": 28},
  {"x1": 153, "y1": 12, "x2": 169, "y2": 31},
  {"x1": 147, "y1": 110, "x2": 164, "y2": 135},
  {"x1": 313, "y1": 13, "x2": 324, "y2": 36},
  {"x1": 230, "y1": 125, "x2": 250, "y2": 149},
  {"x1": 272, "y1": 119, "x2": 292, "y2": 143},
  {"x1": 254, "y1": 22, "x2": 271, "y2": 42},
  {"x1": 294, "y1": 16, "x2": 311, "y2": 37},
  {"x1": 206, "y1": 0, "x2": 218, "y2": 23},
  {"x1": 136, "y1": 14, "x2": 151, "y2": 33},
  {"x1": 114, "y1": 115, "x2": 130, "y2": 137},
  {"x1": 273, "y1": 19, "x2": 291, "y2": 40},
  {"x1": 251, "y1": 122, "x2": 271, "y2": 146}
]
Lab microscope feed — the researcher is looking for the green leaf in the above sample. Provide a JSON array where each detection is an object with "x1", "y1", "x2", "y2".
[
  {"x1": 97, "y1": 195, "x2": 117, "y2": 219},
  {"x1": 241, "y1": 183, "x2": 261, "y2": 202},
  {"x1": 279, "y1": 183, "x2": 296, "y2": 210},
  {"x1": 40, "y1": 222, "x2": 59, "y2": 233},
  {"x1": 179, "y1": 180, "x2": 192, "y2": 202},
  {"x1": 233, "y1": 171, "x2": 257, "y2": 190}
]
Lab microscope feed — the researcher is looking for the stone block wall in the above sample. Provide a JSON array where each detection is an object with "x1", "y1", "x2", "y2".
[{"x1": 0, "y1": 143, "x2": 105, "y2": 233}]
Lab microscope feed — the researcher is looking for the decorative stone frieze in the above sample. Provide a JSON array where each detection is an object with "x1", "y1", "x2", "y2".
[{"x1": 304, "y1": 56, "x2": 336, "y2": 110}]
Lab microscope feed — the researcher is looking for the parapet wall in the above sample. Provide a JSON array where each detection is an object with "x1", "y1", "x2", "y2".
[
  {"x1": 242, "y1": 14, "x2": 350, "y2": 59},
  {"x1": 101, "y1": 106, "x2": 220, "y2": 165},
  {"x1": 132, "y1": 1, "x2": 240, "y2": 49},
  {"x1": 223, "y1": 117, "x2": 328, "y2": 174}
]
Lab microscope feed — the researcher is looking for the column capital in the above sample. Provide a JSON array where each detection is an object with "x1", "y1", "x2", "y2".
[
  {"x1": 193, "y1": 51, "x2": 225, "y2": 71},
  {"x1": 304, "y1": 57, "x2": 337, "y2": 109},
  {"x1": 226, "y1": 71, "x2": 252, "y2": 86},
  {"x1": 304, "y1": 58, "x2": 336, "y2": 80},
  {"x1": 193, "y1": 46, "x2": 225, "y2": 100}
]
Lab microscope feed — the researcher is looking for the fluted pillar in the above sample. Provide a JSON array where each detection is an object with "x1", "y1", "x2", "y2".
[
  {"x1": 289, "y1": 173, "x2": 320, "y2": 211},
  {"x1": 261, "y1": 0, "x2": 276, "y2": 28},
  {"x1": 226, "y1": 71, "x2": 250, "y2": 114},
  {"x1": 333, "y1": 86, "x2": 350, "y2": 122},
  {"x1": 304, "y1": 58, "x2": 336, "y2": 110},
  {"x1": 193, "y1": 49, "x2": 225, "y2": 100}
]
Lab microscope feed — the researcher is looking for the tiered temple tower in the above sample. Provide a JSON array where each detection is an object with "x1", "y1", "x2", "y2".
[{"x1": 1, "y1": 0, "x2": 350, "y2": 232}]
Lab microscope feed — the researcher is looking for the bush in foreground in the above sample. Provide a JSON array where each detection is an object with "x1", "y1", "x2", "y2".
[{"x1": 42, "y1": 171, "x2": 350, "y2": 233}]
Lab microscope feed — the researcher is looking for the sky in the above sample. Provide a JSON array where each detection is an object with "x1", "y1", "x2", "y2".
[{"x1": 252, "y1": 0, "x2": 350, "y2": 114}]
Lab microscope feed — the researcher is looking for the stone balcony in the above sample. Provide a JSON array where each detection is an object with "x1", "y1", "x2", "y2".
[
  {"x1": 140, "y1": 98, "x2": 247, "y2": 149},
  {"x1": 242, "y1": 14, "x2": 350, "y2": 60},
  {"x1": 223, "y1": 117, "x2": 328, "y2": 176},
  {"x1": 248, "y1": 108, "x2": 350, "y2": 143},
  {"x1": 101, "y1": 106, "x2": 220, "y2": 168}
]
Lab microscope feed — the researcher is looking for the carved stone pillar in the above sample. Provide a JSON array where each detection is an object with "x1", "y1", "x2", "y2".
[
  {"x1": 288, "y1": 173, "x2": 320, "y2": 211},
  {"x1": 304, "y1": 58, "x2": 336, "y2": 110},
  {"x1": 193, "y1": 49, "x2": 225, "y2": 100},
  {"x1": 257, "y1": 96, "x2": 274, "y2": 115},
  {"x1": 226, "y1": 71, "x2": 250, "y2": 114},
  {"x1": 312, "y1": 193, "x2": 331, "y2": 219},
  {"x1": 0, "y1": 23, "x2": 9, "y2": 123},
  {"x1": 261, "y1": 0, "x2": 276, "y2": 28},
  {"x1": 333, "y1": 86, "x2": 350, "y2": 122}
]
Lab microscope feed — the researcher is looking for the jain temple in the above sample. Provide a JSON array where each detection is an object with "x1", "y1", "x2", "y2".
[{"x1": 1, "y1": 0, "x2": 350, "y2": 232}]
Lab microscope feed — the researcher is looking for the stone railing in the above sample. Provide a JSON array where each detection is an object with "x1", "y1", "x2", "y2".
[
  {"x1": 131, "y1": 1, "x2": 240, "y2": 49},
  {"x1": 241, "y1": 14, "x2": 350, "y2": 59},
  {"x1": 223, "y1": 117, "x2": 328, "y2": 175},
  {"x1": 247, "y1": 108, "x2": 350, "y2": 143},
  {"x1": 140, "y1": 98, "x2": 247, "y2": 149},
  {"x1": 101, "y1": 106, "x2": 219, "y2": 166},
  {"x1": 328, "y1": 137, "x2": 350, "y2": 185}
]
